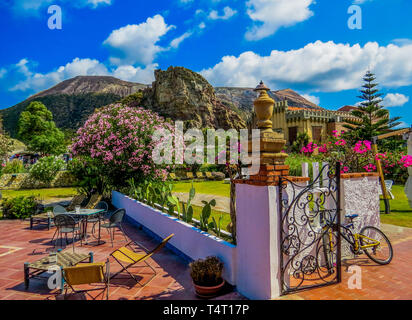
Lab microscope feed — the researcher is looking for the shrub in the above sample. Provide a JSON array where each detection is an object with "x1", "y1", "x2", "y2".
[
  {"x1": 190, "y1": 256, "x2": 223, "y2": 286},
  {"x1": 29, "y1": 156, "x2": 65, "y2": 184},
  {"x1": 1, "y1": 196, "x2": 38, "y2": 219},
  {"x1": 71, "y1": 104, "x2": 174, "y2": 190},
  {"x1": 2, "y1": 159, "x2": 26, "y2": 174}
]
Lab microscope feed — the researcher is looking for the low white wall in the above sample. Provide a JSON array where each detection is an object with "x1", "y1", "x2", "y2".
[{"x1": 112, "y1": 191, "x2": 237, "y2": 285}]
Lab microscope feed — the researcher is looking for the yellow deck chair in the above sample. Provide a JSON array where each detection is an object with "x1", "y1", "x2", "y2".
[
  {"x1": 66, "y1": 194, "x2": 87, "y2": 212},
  {"x1": 110, "y1": 234, "x2": 174, "y2": 286},
  {"x1": 62, "y1": 260, "x2": 110, "y2": 300},
  {"x1": 205, "y1": 172, "x2": 214, "y2": 180},
  {"x1": 186, "y1": 172, "x2": 195, "y2": 180},
  {"x1": 196, "y1": 172, "x2": 204, "y2": 179},
  {"x1": 85, "y1": 194, "x2": 102, "y2": 209},
  {"x1": 169, "y1": 172, "x2": 178, "y2": 180}
]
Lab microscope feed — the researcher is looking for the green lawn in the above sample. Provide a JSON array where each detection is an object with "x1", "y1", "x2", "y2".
[
  {"x1": 173, "y1": 180, "x2": 230, "y2": 197},
  {"x1": 1, "y1": 187, "x2": 78, "y2": 202},
  {"x1": 380, "y1": 185, "x2": 412, "y2": 228}
]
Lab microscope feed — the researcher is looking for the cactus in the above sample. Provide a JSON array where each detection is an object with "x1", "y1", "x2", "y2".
[
  {"x1": 211, "y1": 214, "x2": 224, "y2": 238},
  {"x1": 182, "y1": 183, "x2": 196, "y2": 223},
  {"x1": 200, "y1": 199, "x2": 216, "y2": 231},
  {"x1": 167, "y1": 195, "x2": 181, "y2": 219}
]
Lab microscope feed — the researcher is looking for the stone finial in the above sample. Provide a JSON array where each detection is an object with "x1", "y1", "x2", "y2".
[
  {"x1": 254, "y1": 81, "x2": 270, "y2": 92},
  {"x1": 253, "y1": 81, "x2": 274, "y2": 132}
]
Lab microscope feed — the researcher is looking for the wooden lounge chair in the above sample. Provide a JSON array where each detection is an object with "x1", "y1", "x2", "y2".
[
  {"x1": 196, "y1": 172, "x2": 204, "y2": 179},
  {"x1": 66, "y1": 195, "x2": 87, "y2": 212},
  {"x1": 186, "y1": 172, "x2": 195, "y2": 180},
  {"x1": 205, "y1": 172, "x2": 214, "y2": 180},
  {"x1": 62, "y1": 259, "x2": 110, "y2": 300},
  {"x1": 110, "y1": 234, "x2": 174, "y2": 286},
  {"x1": 85, "y1": 194, "x2": 102, "y2": 209}
]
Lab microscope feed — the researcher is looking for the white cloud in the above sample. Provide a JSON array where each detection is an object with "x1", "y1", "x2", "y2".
[
  {"x1": 0, "y1": 68, "x2": 6, "y2": 78},
  {"x1": 103, "y1": 15, "x2": 175, "y2": 66},
  {"x1": 208, "y1": 7, "x2": 237, "y2": 20},
  {"x1": 112, "y1": 64, "x2": 157, "y2": 84},
  {"x1": 383, "y1": 93, "x2": 409, "y2": 107},
  {"x1": 301, "y1": 94, "x2": 320, "y2": 105},
  {"x1": 245, "y1": 0, "x2": 315, "y2": 41},
  {"x1": 170, "y1": 32, "x2": 193, "y2": 49},
  {"x1": 200, "y1": 41, "x2": 412, "y2": 92},
  {"x1": 9, "y1": 58, "x2": 109, "y2": 92}
]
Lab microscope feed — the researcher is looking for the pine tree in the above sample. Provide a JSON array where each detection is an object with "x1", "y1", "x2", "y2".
[{"x1": 344, "y1": 71, "x2": 401, "y2": 141}]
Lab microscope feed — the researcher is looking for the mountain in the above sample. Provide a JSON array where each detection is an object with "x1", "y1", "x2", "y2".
[
  {"x1": 215, "y1": 87, "x2": 323, "y2": 113},
  {"x1": 1, "y1": 69, "x2": 323, "y2": 137},
  {"x1": 1, "y1": 76, "x2": 147, "y2": 137}
]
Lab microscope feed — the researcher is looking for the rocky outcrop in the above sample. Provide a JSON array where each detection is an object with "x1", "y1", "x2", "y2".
[{"x1": 140, "y1": 67, "x2": 246, "y2": 130}]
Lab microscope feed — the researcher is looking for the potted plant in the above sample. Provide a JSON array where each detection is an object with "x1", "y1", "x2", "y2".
[{"x1": 189, "y1": 256, "x2": 225, "y2": 298}]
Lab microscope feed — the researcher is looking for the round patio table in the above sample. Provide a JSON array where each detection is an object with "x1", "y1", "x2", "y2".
[{"x1": 65, "y1": 209, "x2": 105, "y2": 245}]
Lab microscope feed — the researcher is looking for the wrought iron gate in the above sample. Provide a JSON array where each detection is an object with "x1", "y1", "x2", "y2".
[{"x1": 279, "y1": 163, "x2": 341, "y2": 295}]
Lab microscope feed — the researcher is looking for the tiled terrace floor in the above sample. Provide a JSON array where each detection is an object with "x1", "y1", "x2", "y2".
[
  {"x1": 0, "y1": 219, "x2": 411, "y2": 300},
  {"x1": 282, "y1": 223, "x2": 412, "y2": 300},
  {"x1": 0, "y1": 219, "x2": 242, "y2": 300}
]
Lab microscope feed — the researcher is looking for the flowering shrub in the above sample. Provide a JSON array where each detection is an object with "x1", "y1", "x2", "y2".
[
  {"x1": 29, "y1": 156, "x2": 65, "y2": 184},
  {"x1": 71, "y1": 104, "x2": 173, "y2": 190},
  {"x1": 300, "y1": 130, "x2": 411, "y2": 181}
]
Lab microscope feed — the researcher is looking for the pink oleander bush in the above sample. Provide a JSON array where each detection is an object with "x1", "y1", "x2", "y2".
[
  {"x1": 71, "y1": 104, "x2": 174, "y2": 190},
  {"x1": 300, "y1": 130, "x2": 411, "y2": 181}
]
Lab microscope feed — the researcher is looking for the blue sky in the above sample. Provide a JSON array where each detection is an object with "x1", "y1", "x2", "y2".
[{"x1": 0, "y1": 0, "x2": 411, "y2": 127}]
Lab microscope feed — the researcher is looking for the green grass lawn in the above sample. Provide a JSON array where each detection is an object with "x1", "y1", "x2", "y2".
[
  {"x1": 380, "y1": 185, "x2": 412, "y2": 228},
  {"x1": 1, "y1": 187, "x2": 78, "y2": 202},
  {"x1": 173, "y1": 180, "x2": 230, "y2": 197}
]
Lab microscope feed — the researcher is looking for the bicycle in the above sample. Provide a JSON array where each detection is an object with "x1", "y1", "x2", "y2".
[{"x1": 323, "y1": 214, "x2": 393, "y2": 265}]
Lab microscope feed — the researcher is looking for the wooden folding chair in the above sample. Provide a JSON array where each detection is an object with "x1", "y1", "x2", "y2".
[
  {"x1": 66, "y1": 195, "x2": 87, "y2": 212},
  {"x1": 85, "y1": 194, "x2": 102, "y2": 209},
  {"x1": 110, "y1": 234, "x2": 174, "y2": 287},
  {"x1": 62, "y1": 259, "x2": 110, "y2": 300}
]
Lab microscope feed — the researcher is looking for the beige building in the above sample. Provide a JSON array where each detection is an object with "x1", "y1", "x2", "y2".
[{"x1": 271, "y1": 101, "x2": 357, "y2": 145}]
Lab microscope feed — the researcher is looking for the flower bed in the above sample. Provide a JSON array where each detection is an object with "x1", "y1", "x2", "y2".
[{"x1": 112, "y1": 191, "x2": 237, "y2": 284}]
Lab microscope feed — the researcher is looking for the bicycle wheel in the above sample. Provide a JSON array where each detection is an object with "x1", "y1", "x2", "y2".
[{"x1": 360, "y1": 226, "x2": 393, "y2": 265}]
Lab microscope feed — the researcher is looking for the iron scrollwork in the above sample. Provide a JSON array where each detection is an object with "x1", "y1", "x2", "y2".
[{"x1": 279, "y1": 163, "x2": 342, "y2": 295}]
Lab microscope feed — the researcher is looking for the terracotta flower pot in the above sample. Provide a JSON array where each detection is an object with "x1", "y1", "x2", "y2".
[{"x1": 193, "y1": 279, "x2": 225, "y2": 298}]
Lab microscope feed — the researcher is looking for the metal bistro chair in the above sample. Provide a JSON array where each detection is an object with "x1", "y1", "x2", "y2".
[
  {"x1": 53, "y1": 215, "x2": 81, "y2": 251},
  {"x1": 100, "y1": 208, "x2": 128, "y2": 247},
  {"x1": 51, "y1": 205, "x2": 68, "y2": 242},
  {"x1": 89, "y1": 201, "x2": 109, "y2": 239}
]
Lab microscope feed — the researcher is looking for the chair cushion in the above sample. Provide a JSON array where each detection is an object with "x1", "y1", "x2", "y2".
[{"x1": 112, "y1": 247, "x2": 146, "y2": 264}]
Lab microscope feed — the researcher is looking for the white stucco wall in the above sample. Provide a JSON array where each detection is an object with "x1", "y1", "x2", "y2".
[
  {"x1": 112, "y1": 191, "x2": 237, "y2": 284},
  {"x1": 235, "y1": 183, "x2": 281, "y2": 300}
]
